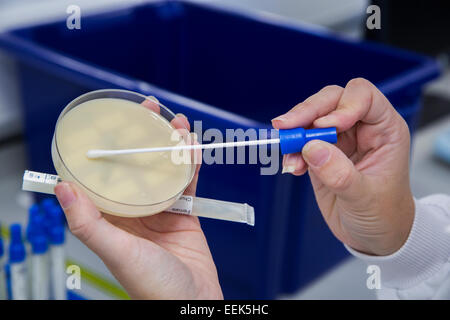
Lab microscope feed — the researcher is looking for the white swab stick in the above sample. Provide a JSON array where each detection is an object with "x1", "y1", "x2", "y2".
[{"x1": 86, "y1": 138, "x2": 281, "y2": 159}]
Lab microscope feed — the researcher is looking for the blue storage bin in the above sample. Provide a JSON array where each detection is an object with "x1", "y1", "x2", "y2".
[{"x1": 0, "y1": 1, "x2": 440, "y2": 298}]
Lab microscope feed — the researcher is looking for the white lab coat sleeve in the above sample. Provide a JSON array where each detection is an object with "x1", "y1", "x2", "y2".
[{"x1": 345, "y1": 194, "x2": 450, "y2": 299}]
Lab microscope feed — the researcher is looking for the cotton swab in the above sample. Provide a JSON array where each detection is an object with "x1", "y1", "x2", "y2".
[
  {"x1": 86, "y1": 127, "x2": 337, "y2": 159},
  {"x1": 86, "y1": 138, "x2": 281, "y2": 159}
]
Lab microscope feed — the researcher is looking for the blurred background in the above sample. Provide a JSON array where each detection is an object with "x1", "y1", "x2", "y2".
[{"x1": 0, "y1": 0, "x2": 448, "y2": 300}]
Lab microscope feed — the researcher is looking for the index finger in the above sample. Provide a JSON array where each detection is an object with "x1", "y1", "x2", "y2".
[
  {"x1": 141, "y1": 95, "x2": 191, "y2": 131},
  {"x1": 149, "y1": 101, "x2": 201, "y2": 182},
  {"x1": 141, "y1": 95, "x2": 161, "y2": 114},
  {"x1": 313, "y1": 78, "x2": 397, "y2": 132},
  {"x1": 272, "y1": 85, "x2": 344, "y2": 129}
]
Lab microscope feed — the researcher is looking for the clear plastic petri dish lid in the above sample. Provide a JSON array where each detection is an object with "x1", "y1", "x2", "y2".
[{"x1": 51, "y1": 89, "x2": 196, "y2": 217}]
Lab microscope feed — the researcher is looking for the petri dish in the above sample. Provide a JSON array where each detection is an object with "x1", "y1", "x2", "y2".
[{"x1": 51, "y1": 89, "x2": 196, "y2": 217}]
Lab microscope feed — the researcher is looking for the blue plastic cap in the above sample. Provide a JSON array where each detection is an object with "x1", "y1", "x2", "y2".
[
  {"x1": 31, "y1": 231, "x2": 48, "y2": 254},
  {"x1": 279, "y1": 127, "x2": 337, "y2": 155},
  {"x1": 29, "y1": 204, "x2": 41, "y2": 218},
  {"x1": 49, "y1": 206, "x2": 64, "y2": 227},
  {"x1": 10, "y1": 224, "x2": 22, "y2": 244},
  {"x1": 4, "y1": 262, "x2": 11, "y2": 299},
  {"x1": 0, "y1": 237, "x2": 4, "y2": 258},
  {"x1": 44, "y1": 206, "x2": 65, "y2": 242},
  {"x1": 28, "y1": 204, "x2": 43, "y2": 226},
  {"x1": 9, "y1": 224, "x2": 25, "y2": 263},
  {"x1": 27, "y1": 208, "x2": 44, "y2": 242},
  {"x1": 49, "y1": 225, "x2": 65, "y2": 245},
  {"x1": 0, "y1": 223, "x2": 3, "y2": 258},
  {"x1": 41, "y1": 198, "x2": 57, "y2": 212}
]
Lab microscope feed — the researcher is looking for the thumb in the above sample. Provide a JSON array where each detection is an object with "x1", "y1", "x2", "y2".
[
  {"x1": 302, "y1": 140, "x2": 365, "y2": 201},
  {"x1": 54, "y1": 182, "x2": 140, "y2": 268}
]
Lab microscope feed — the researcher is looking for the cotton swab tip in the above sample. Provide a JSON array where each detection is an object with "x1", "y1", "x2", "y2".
[{"x1": 86, "y1": 150, "x2": 103, "y2": 159}]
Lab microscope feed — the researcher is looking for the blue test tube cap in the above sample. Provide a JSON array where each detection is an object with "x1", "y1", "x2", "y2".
[
  {"x1": 10, "y1": 224, "x2": 22, "y2": 244},
  {"x1": 0, "y1": 223, "x2": 3, "y2": 258},
  {"x1": 4, "y1": 262, "x2": 11, "y2": 299},
  {"x1": 49, "y1": 225, "x2": 65, "y2": 245},
  {"x1": 278, "y1": 127, "x2": 337, "y2": 155},
  {"x1": 41, "y1": 198, "x2": 57, "y2": 213},
  {"x1": 41, "y1": 197, "x2": 55, "y2": 219},
  {"x1": 28, "y1": 204, "x2": 41, "y2": 218},
  {"x1": 48, "y1": 206, "x2": 65, "y2": 227},
  {"x1": 27, "y1": 205, "x2": 44, "y2": 242},
  {"x1": 9, "y1": 224, "x2": 26, "y2": 263},
  {"x1": 0, "y1": 236, "x2": 4, "y2": 258},
  {"x1": 41, "y1": 202, "x2": 56, "y2": 233},
  {"x1": 31, "y1": 230, "x2": 48, "y2": 254}
]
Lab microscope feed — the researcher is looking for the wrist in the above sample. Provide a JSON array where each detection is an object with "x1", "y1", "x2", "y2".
[
  {"x1": 375, "y1": 192, "x2": 415, "y2": 256},
  {"x1": 346, "y1": 191, "x2": 415, "y2": 257},
  {"x1": 345, "y1": 195, "x2": 450, "y2": 289}
]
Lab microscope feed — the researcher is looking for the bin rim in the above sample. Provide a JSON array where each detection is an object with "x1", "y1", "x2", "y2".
[
  {"x1": 0, "y1": 33, "x2": 266, "y2": 131},
  {"x1": 184, "y1": 0, "x2": 442, "y2": 96},
  {"x1": 0, "y1": 0, "x2": 441, "y2": 123}
]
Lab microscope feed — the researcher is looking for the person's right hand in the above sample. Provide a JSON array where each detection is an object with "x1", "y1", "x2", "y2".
[{"x1": 272, "y1": 78, "x2": 415, "y2": 256}]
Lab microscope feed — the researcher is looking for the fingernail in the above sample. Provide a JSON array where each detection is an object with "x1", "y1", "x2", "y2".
[
  {"x1": 54, "y1": 182, "x2": 77, "y2": 209},
  {"x1": 272, "y1": 115, "x2": 287, "y2": 122},
  {"x1": 282, "y1": 154, "x2": 296, "y2": 174},
  {"x1": 302, "y1": 141, "x2": 330, "y2": 167},
  {"x1": 176, "y1": 113, "x2": 187, "y2": 119},
  {"x1": 148, "y1": 96, "x2": 159, "y2": 103},
  {"x1": 282, "y1": 166, "x2": 296, "y2": 174}
]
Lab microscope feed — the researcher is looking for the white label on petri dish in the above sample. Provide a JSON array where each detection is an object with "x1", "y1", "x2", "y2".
[{"x1": 166, "y1": 195, "x2": 193, "y2": 215}]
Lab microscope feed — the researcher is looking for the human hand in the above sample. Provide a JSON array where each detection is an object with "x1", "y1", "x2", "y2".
[
  {"x1": 272, "y1": 78, "x2": 415, "y2": 256},
  {"x1": 55, "y1": 101, "x2": 222, "y2": 299}
]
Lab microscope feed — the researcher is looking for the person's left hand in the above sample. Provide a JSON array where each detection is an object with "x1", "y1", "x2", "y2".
[{"x1": 55, "y1": 101, "x2": 223, "y2": 300}]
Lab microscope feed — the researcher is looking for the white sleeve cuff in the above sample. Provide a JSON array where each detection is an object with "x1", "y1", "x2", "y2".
[{"x1": 345, "y1": 195, "x2": 450, "y2": 289}]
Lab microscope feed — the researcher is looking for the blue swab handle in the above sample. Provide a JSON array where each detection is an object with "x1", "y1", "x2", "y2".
[{"x1": 279, "y1": 127, "x2": 337, "y2": 155}]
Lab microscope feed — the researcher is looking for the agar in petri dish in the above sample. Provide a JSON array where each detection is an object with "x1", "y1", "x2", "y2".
[{"x1": 52, "y1": 90, "x2": 195, "y2": 217}]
